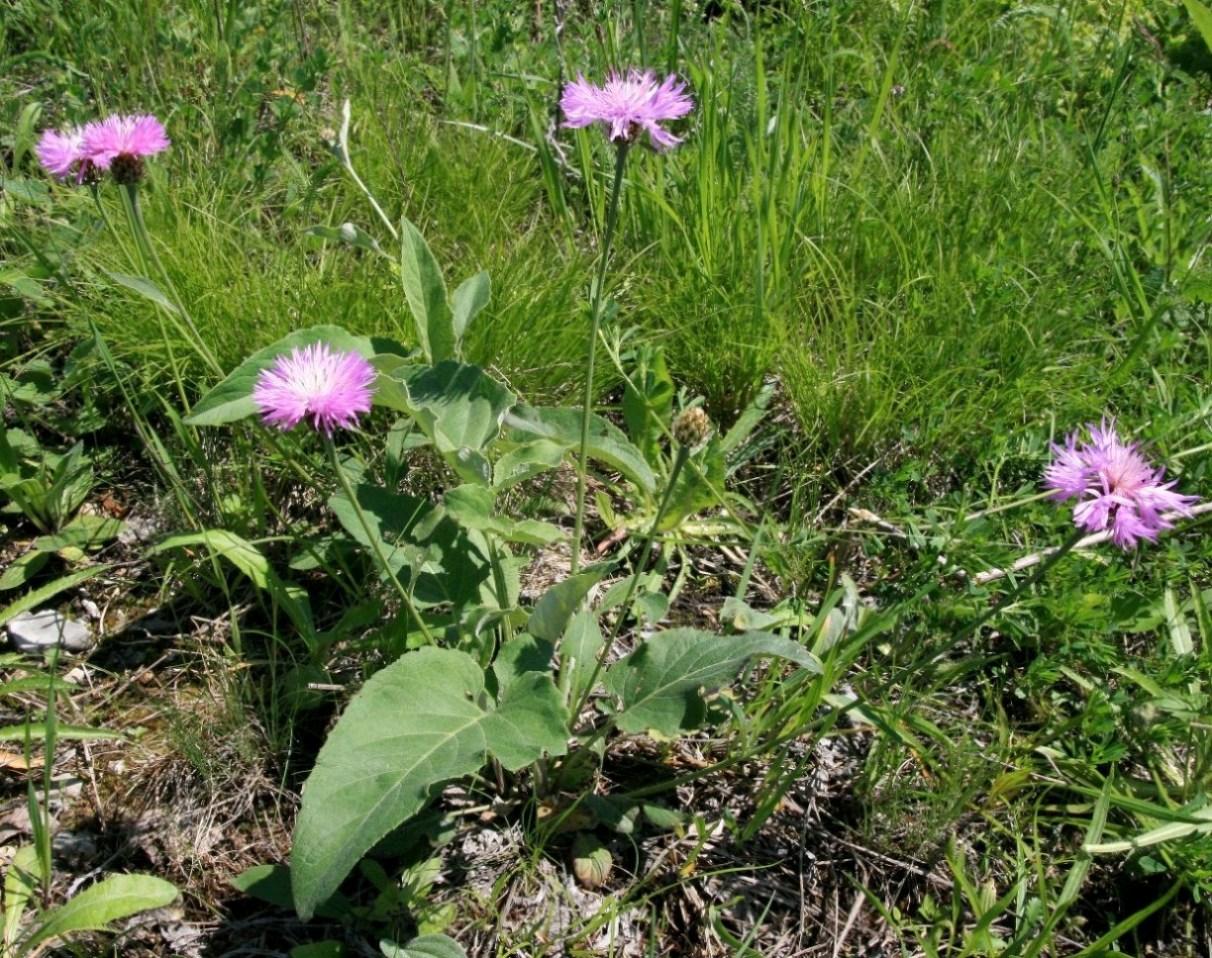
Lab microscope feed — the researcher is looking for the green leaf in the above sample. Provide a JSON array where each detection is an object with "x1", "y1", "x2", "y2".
[
  {"x1": 0, "y1": 566, "x2": 109, "y2": 629},
  {"x1": 450, "y1": 271, "x2": 490, "y2": 347},
  {"x1": 292, "y1": 649, "x2": 486, "y2": 919},
  {"x1": 328, "y1": 484, "x2": 489, "y2": 608},
  {"x1": 292, "y1": 648, "x2": 566, "y2": 920},
  {"x1": 0, "y1": 176, "x2": 50, "y2": 206},
  {"x1": 5, "y1": 846, "x2": 42, "y2": 947},
  {"x1": 380, "y1": 934, "x2": 467, "y2": 958},
  {"x1": 401, "y1": 362, "x2": 515, "y2": 459},
  {"x1": 0, "y1": 550, "x2": 50, "y2": 590},
  {"x1": 231, "y1": 865, "x2": 352, "y2": 921},
  {"x1": 400, "y1": 218, "x2": 455, "y2": 364},
  {"x1": 24, "y1": 874, "x2": 177, "y2": 950},
  {"x1": 604, "y1": 629, "x2": 821, "y2": 736},
  {"x1": 186, "y1": 326, "x2": 373, "y2": 427},
  {"x1": 561, "y1": 611, "x2": 605, "y2": 702},
  {"x1": 444, "y1": 485, "x2": 562, "y2": 546},
  {"x1": 1182, "y1": 0, "x2": 1212, "y2": 53},
  {"x1": 34, "y1": 514, "x2": 125, "y2": 553},
  {"x1": 1085, "y1": 805, "x2": 1212, "y2": 854},
  {"x1": 506, "y1": 405, "x2": 656, "y2": 496},
  {"x1": 486, "y1": 637, "x2": 568, "y2": 768},
  {"x1": 719, "y1": 381, "x2": 774, "y2": 455},
  {"x1": 0, "y1": 723, "x2": 120, "y2": 742},
  {"x1": 149, "y1": 531, "x2": 316, "y2": 646},
  {"x1": 528, "y1": 569, "x2": 611, "y2": 642},
  {"x1": 103, "y1": 271, "x2": 178, "y2": 314},
  {"x1": 658, "y1": 438, "x2": 726, "y2": 532},
  {"x1": 492, "y1": 439, "x2": 568, "y2": 490},
  {"x1": 328, "y1": 484, "x2": 431, "y2": 580},
  {"x1": 621, "y1": 345, "x2": 674, "y2": 467}
]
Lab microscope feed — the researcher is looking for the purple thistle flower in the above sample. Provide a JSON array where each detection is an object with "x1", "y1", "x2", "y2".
[
  {"x1": 252, "y1": 344, "x2": 376, "y2": 437},
  {"x1": 81, "y1": 114, "x2": 170, "y2": 168},
  {"x1": 36, "y1": 126, "x2": 89, "y2": 180},
  {"x1": 1043, "y1": 418, "x2": 1199, "y2": 548},
  {"x1": 560, "y1": 69, "x2": 694, "y2": 151}
]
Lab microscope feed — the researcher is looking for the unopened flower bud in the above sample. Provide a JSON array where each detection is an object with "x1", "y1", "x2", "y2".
[{"x1": 673, "y1": 407, "x2": 711, "y2": 449}]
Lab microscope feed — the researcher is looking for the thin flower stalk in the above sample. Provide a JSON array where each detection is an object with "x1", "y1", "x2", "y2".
[{"x1": 571, "y1": 141, "x2": 629, "y2": 574}]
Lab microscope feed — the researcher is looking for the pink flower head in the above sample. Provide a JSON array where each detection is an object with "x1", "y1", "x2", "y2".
[
  {"x1": 36, "y1": 126, "x2": 89, "y2": 180},
  {"x1": 1043, "y1": 418, "x2": 1199, "y2": 548},
  {"x1": 81, "y1": 114, "x2": 170, "y2": 169},
  {"x1": 252, "y1": 343, "x2": 376, "y2": 436},
  {"x1": 560, "y1": 70, "x2": 694, "y2": 151}
]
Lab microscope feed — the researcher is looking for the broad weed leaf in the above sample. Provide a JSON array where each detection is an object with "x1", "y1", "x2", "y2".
[
  {"x1": 604, "y1": 628, "x2": 821, "y2": 737},
  {"x1": 291, "y1": 648, "x2": 567, "y2": 919}
]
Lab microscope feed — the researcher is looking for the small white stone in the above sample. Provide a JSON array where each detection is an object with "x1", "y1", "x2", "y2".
[{"x1": 6, "y1": 611, "x2": 95, "y2": 654}]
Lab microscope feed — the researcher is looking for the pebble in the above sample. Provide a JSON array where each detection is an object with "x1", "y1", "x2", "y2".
[{"x1": 5, "y1": 610, "x2": 95, "y2": 654}]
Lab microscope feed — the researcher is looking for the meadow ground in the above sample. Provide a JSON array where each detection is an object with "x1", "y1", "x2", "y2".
[{"x1": 2, "y1": 1, "x2": 1212, "y2": 955}]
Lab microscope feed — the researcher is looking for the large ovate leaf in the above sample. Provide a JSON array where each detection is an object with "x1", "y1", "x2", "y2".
[
  {"x1": 24, "y1": 874, "x2": 178, "y2": 950},
  {"x1": 604, "y1": 629, "x2": 821, "y2": 736},
  {"x1": 400, "y1": 218, "x2": 455, "y2": 364},
  {"x1": 185, "y1": 326, "x2": 374, "y2": 427},
  {"x1": 292, "y1": 648, "x2": 567, "y2": 920},
  {"x1": 505, "y1": 405, "x2": 656, "y2": 495}
]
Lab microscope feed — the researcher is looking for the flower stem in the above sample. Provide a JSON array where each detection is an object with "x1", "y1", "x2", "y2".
[
  {"x1": 571, "y1": 141, "x2": 629, "y2": 575},
  {"x1": 326, "y1": 437, "x2": 435, "y2": 646},
  {"x1": 118, "y1": 182, "x2": 223, "y2": 378}
]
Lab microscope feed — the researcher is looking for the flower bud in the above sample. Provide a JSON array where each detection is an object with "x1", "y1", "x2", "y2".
[{"x1": 672, "y1": 407, "x2": 711, "y2": 449}]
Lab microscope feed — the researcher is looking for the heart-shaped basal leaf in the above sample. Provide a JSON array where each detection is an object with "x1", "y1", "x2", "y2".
[
  {"x1": 291, "y1": 647, "x2": 568, "y2": 920},
  {"x1": 186, "y1": 326, "x2": 376, "y2": 427},
  {"x1": 603, "y1": 629, "x2": 822, "y2": 737}
]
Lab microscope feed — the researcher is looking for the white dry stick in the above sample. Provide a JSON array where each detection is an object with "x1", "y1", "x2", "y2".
[{"x1": 970, "y1": 500, "x2": 1212, "y2": 586}]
